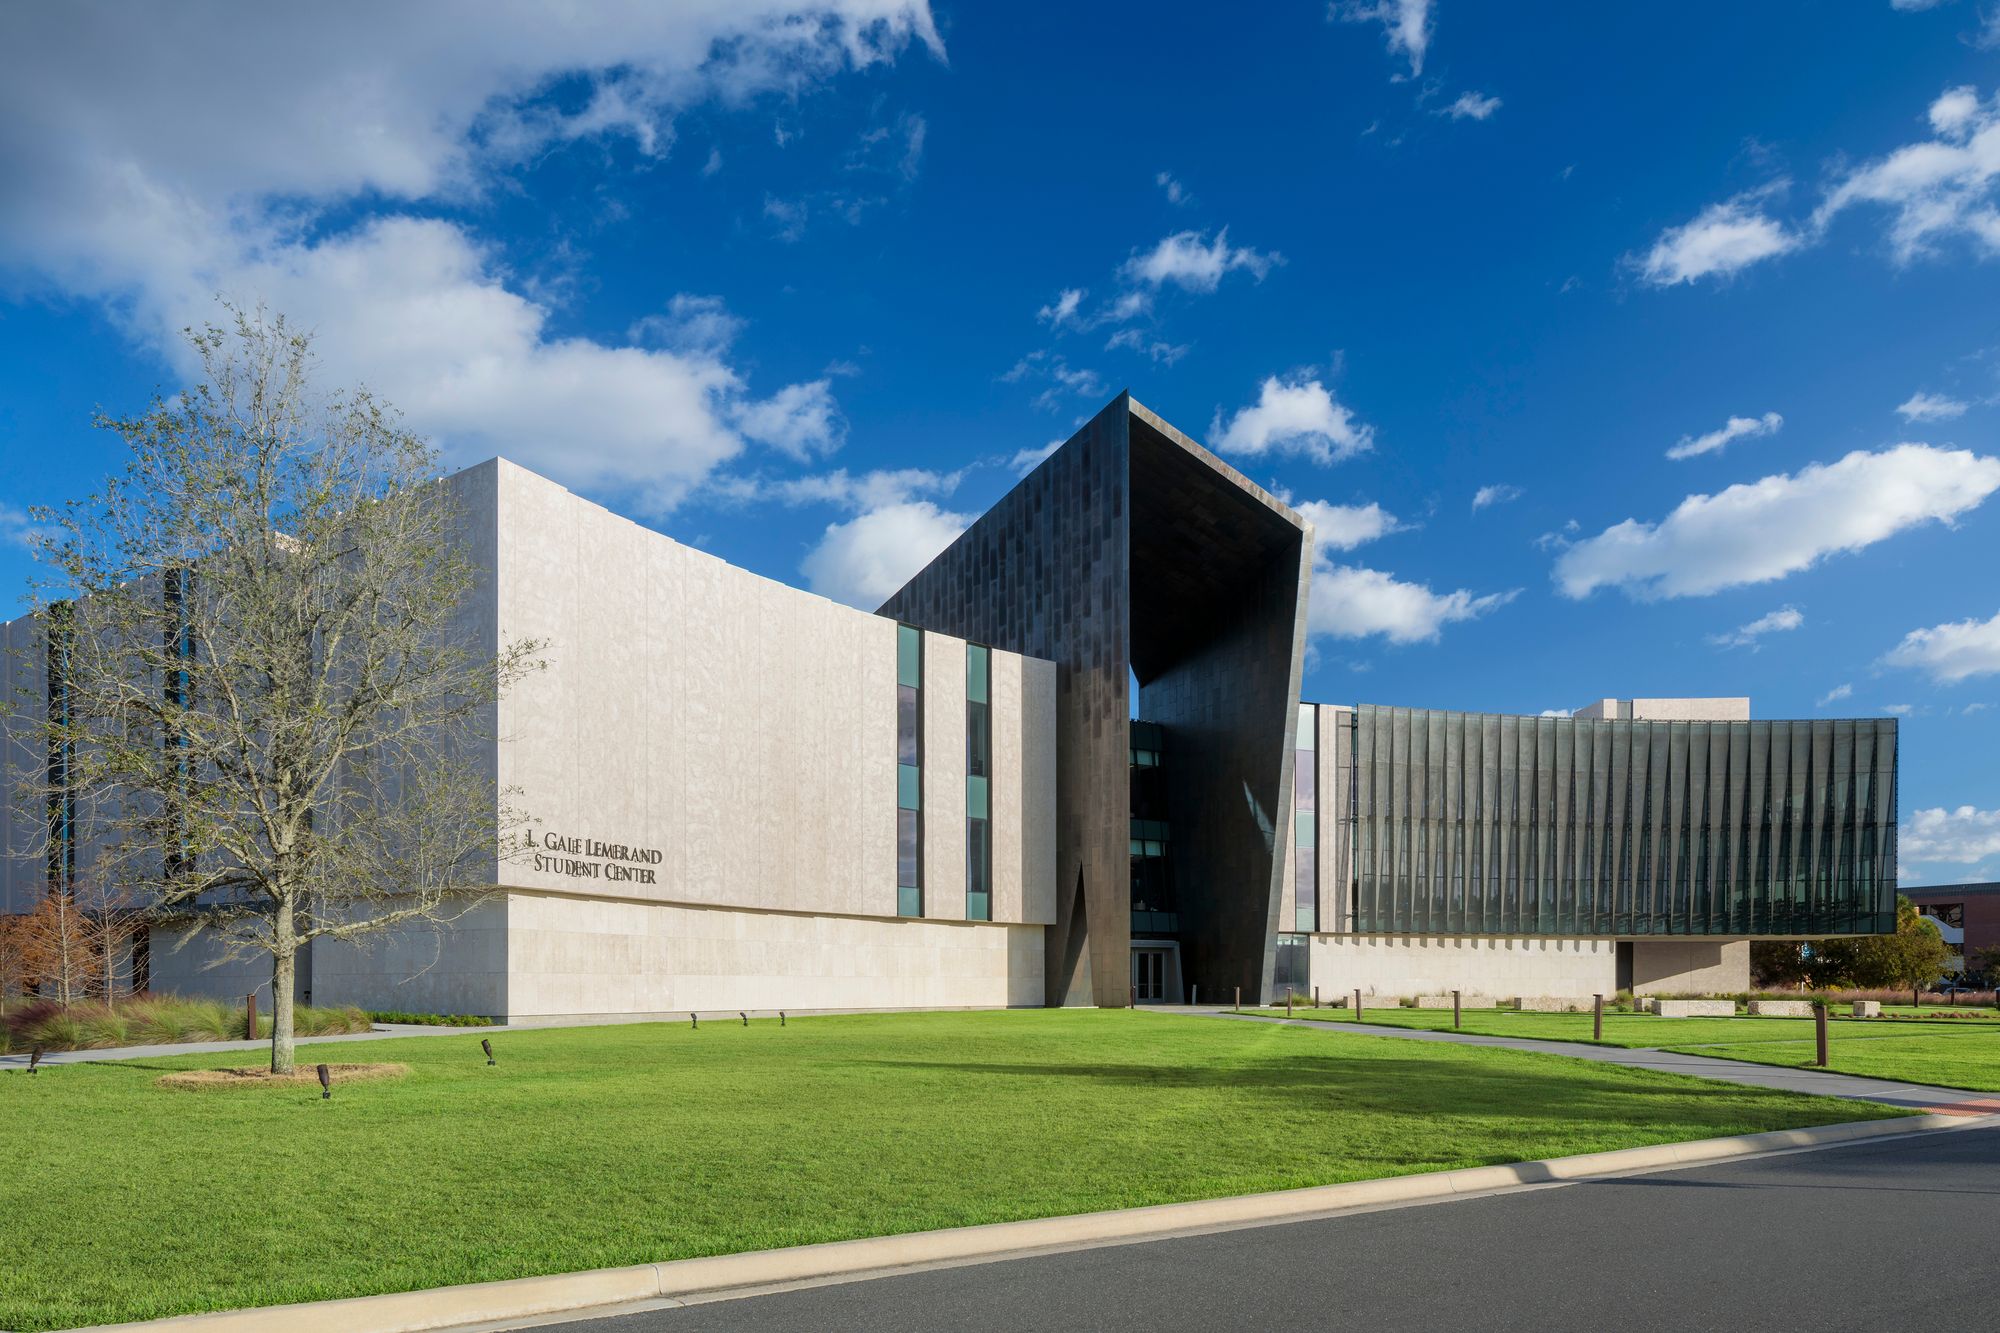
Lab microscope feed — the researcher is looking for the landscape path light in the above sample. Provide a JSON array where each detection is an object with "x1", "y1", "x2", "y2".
[
  {"x1": 740, "y1": 1012, "x2": 748, "y2": 1027},
  {"x1": 690, "y1": 1012, "x2": 698, "y2": 1030},
  {"x1": 316, "y1": 1064, "x2": 331, "y2": 1100},
  {"x1": 481, "y1": 1038, "x2": 496, "y2": 1066},
  {"x1": 28, "y1": 1044, "x2": 44, "y2": 1074}
]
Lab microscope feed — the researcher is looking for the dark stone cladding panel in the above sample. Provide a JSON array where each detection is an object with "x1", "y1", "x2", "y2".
[
  {"x1": 1347, "y1": 706, "x2": 1899, "y2": 937},
  {"x1": 878, "y1": 394, "x2": 1312, "y2": 1006}
]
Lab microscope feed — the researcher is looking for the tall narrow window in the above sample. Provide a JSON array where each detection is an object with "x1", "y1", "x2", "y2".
[
  {"x1": 897, "y1": 625, "x2": 923, "y2": 917},
  {"x1": 1295, "y1": 702, "x2": 1317, "y2": 932},
  {"x1": 966, "y1": 644, "x2": 992, "y2": 921},
  {"x1": 46, "y1": 601, "x2": 75, "y2": 892}
]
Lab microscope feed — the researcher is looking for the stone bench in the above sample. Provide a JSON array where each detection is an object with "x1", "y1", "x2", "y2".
[
  {"x1": 1746, "y1": 1000, "x2": 1815, "y2": 1018},
  {"x1": 1513, "y1": 996, "x2": 1596, "y2": 1013},
  {"x1": 1652, "y1": 999, "x2": 1737, "y2": 1018},
  {"x1": 1852, "y1": 1000, "x2": 1881, "y2": 1018},
  {"x1": 1413, "y1": 994, "x2": 1497, "y2": 1009}
]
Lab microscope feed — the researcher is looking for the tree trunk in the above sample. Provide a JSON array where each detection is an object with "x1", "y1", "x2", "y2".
[{"x1": 270, "y1": 895, "x2": 297, "y2": 1074}]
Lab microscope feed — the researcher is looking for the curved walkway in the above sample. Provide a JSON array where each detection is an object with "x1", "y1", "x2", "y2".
[{"x1": 1188, "y1": 1008, "x2": 2000, "y2": 1115}]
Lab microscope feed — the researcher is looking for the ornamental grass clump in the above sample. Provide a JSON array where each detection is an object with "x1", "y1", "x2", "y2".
[{"x1": 2, "y1": 994, "x2": 370, "y2": 1053}]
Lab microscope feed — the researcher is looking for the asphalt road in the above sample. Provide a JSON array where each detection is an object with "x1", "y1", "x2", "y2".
[{"x1": 536, "y1": 1123, "x2": 2000, "y2": 1333}]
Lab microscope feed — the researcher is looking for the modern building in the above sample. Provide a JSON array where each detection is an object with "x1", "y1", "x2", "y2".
[
  {"x1": 0, "y1": 394, "x2": 1901, "y2": 1018},
  {"x1": 1904, "y1": 883, "x2": 2000, "y2": 979}
]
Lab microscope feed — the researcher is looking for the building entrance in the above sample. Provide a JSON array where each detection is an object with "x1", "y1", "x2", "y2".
[{"x1": 1132, "y1": 947, "x2": 1170, "y2": 1003}]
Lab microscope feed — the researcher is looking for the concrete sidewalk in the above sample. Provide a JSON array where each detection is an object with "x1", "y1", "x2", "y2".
[
  {"x1": 0, "y1": 1021, "x2": 512, "y2": 1070},
  {"x1": 1191, "y1": 1007, "x2": 2000, "y2": 1113}
]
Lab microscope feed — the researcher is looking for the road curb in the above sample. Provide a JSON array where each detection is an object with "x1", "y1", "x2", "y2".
[{"x1": 77, "y1": 1111, "x2": 1993, "y2": 1333}]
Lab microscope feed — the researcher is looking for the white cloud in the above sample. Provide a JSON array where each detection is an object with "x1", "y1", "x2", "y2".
[
  {"x1": 1897, "y1": 391, "x2": 1970, "y2": 421},
  {"x1": 1884, "y1": 608, "x2": 2000, "y2": 682},
  {"x1": 1812, "y1": 85, "x2": 2000, "y2": 262},
  {"x1": 751, "y1": 466, "x2": 959, "y2": 511},
  {"x1": 1332, "y1": 0, "x2": 1434, "y2": 77},
  {"x1": 800, "y1": 500, "x2": 970, "y2": 609},
  {"x1": 1037, "y1": 288, "x2": 1085, "y2": 329},
  {"x1": 1104, "y1": 328, "x2": 1191, "y2": 364},
  {"x1": 0, "y1": 2, "x2": 944, "y2": 511},
  {"x1": 1441, "y1": 91, "x2": 1502, "y2": 121},
  {"x1": 1884, "y1": 703, "x2": 1918, "y2": 715},
  {"x1": 1210, "y1": 375, "x2": 1374, "y2": 464},
  {"x1": 1010, "y1": 440, "x2": 1064, "y2": 475},
  {"x1": 1000, "y1": 351, "x2": 1104, "y2": 411},
  {"x1": 1555, "y1": 444, "x2": 2000, "y2": 599},
  {"x1": 1295, "y1": 500, "x2": 1402, "y2": 552},
  {"x1": 1538, "y1": 709, "x2": 1574, "y2": 718},
  {"x1": 1818, "y1": 683, "x2": 1854, "y2": 706},
  {"x1": 1472, "y1": 483, "x2": 1523, "y2": 510},
  {"x1": 1890, "y1": 0, "x2": 1949, "y2": 10},
  {"x1": 1902, "y1": 805, "x2": 2000, "y2": 863},
  {"x1": 1708, "y1": 605, "x2": 1804, "y2": 649},
  {"x1": 1122, "y1": 228, "x2": 1282, "y2": 293},
  {"x1": 1310, "y1": 564, "x2": 1517, "y2": 645},
  {"x1": 1637, "y1": 194, "x2": 1802, "y2": 285},
  {"x1": 1965, "y1": 701, "x2": 1994, "y2": 713},
  {"x1": 1156, "y1": 171, "x2": 1192, "y2": 206},
  {"x1": 1647, "y1": 84, "x2": 2000, "y2": 284},
  {"x1": 1666, "y1": 411, "x2": 1783, "y2": 461}
]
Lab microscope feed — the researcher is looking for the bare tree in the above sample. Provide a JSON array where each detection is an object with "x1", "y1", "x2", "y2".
[
  {"x1": 15, "y1": 889, "x2": 91, "y2": 1005},
  {"x1": 73, "y1": 874, "x2": 145, "y2": 1002},
  {"x1": 14, "y1": 307, "x2": 543, "y2": 1071}
]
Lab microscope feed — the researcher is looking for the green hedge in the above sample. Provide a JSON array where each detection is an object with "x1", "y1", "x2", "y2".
[{"x1": 364, "y1": 1010, "x2": 494, "y2": 1027}]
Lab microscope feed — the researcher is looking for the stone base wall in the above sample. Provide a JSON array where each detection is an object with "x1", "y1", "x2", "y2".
[
  {"x1": 1654, "y1": 999, "x2": 1736, "y2": 1017},
  {"x1": 1746, "y1": 999, "x2": 1814, "y2": 1017},
  {"x1": 1307, "y1": 935, "x2": 1618, "y2": 999},
  {"x1": 501, "y1": 891, "x2": 1045, "y2": 1018},
  {"x1": 1515, "y1": 996, "x2": 1597, "y2": 1013},
  {"x1": 1413, "y1": 994, "x2": 1497, "y2": 1009},
  {"x1": 1630, "y1": 940, "x2": 1751, "y2": 995}
]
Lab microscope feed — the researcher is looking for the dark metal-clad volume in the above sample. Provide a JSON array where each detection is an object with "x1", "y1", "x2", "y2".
[{"x1": 1346, "y1": 706, "x2": 1898, "y2": 937}]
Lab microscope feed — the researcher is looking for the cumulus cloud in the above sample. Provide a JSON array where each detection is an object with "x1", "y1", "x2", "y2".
[
  {"x1": 1332, "y1": 0, "x2": 1433, "y2": 77},
  {"x1": 1637, "y1": 194, "x2": 1801, "y2": 285},
  {"x1": 1123, "y1": 228, "x2": 1282, "y2": 292},
  {"x1": 1309, "y1": 564, "x2": 1517, "y2": 645},
  {"x1": 743, "y1": 465, "x2": 960, "y2": 511},
  {"x1": 1538, "y1": 709, "x2": 1574, "y2": 718},
  {"x1": 1555, "y1": 444, "x2": 2000, "y2": 599},
  {"x1": 1472, "y1": 483, "x2": 1522, "y2": 510},
  {"x1": 1708, "y1": 605, "x2": 1804, "y2": 649},
  {"x1": 1295, "y1": 500, "x2": 1402, "y2": 552},
  {"x1": 1666, "y1": 411, "x2": 1783, "y2": 461},
  {"x1": 1156, "y1": 171, "x2": 1192, "y2": 206},
  {"x1": 1644, "y1": 84, "x2": 2000, "y2": 284},
  {"x1": 1441, "y1": 91, "x2": 1502, "y2": 121},
  {"x1": 801, "y1": 500, "x2": 971, "y2": 609},
  {"x1": 1210, "y1": 375, "x2": 1373, "y2": 464},
  {"x1": 1037, "y1": 288, "x2": 1084, "y2": 329},
  {"x1": 1902, "y1": 805, "x2": 2000, "y2": 863},
  {"x1": 1884, "y1": 608, "x2": 2000, "y2": 682},
  {"x1": 1898, "y1": 391, "x2": 1970, "y2": 421},
  {"x1": 0, "y1": 2, "x2": 944, "y2": 511},
  {"x1": 1818, "y1": 683, "x2": 1854, "y2": 706}
]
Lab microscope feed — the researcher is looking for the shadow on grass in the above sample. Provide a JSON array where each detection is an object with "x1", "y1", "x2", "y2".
[{"x1": 846, "y1": 1053, "x2": 1869, "y2": 1126}]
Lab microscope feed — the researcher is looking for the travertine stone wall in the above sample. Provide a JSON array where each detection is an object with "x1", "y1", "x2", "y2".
[
  {"x1": 922, "y1": 633, "x2": 967, "y2": 922},
  {"x1": 502, "y1": 891, "x2": 1044, "y2": 1016},
  {"x1": 1310, "y1": 934, "x2": 1619, "y2": 998},
  {"x1": 1629, "y1": 939, "x2": 1751, "y2": 995}
]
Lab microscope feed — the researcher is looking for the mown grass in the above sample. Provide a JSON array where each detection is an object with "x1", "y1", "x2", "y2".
[
  {"x1": 1237, "y1": 1004, "x2": 1936, "y2": 1048},
  {"x1": 0, "y1": 1009, "x2": 1899, "y2": 1330},
  {"x1": 1663, "y1": 1028, "x2": 2000, "y2": 1093}
]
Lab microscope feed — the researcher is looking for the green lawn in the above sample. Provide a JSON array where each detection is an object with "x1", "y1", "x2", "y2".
[
  {"x1": 1662, "y1": 1029, "x2": 2000, "y2": 1094},
  {"x1": 0, "y1": 1009, "x2": 1898, "y2": 1330},
  {"x1": 1240, "y1": 1005, "x2": 1928, "y2": 1048}
]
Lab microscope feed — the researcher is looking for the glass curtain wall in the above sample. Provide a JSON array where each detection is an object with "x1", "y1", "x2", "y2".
[{"x1": 1350, "y1": 705, "x2": 1898, "y2": 937}]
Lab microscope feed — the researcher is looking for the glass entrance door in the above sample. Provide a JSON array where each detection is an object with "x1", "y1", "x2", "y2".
[{"x1": 1132, "y1": 949, "x2": 1167, "y2": 1002}]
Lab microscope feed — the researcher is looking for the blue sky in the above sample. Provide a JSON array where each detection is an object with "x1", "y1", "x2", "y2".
[{"x1": 1, "y1": 2, "x2": 1998, "y2": 884}]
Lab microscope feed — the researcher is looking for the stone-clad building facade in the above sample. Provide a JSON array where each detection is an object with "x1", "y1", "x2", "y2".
[{"x1": 0, "y1": 395, "x2": 1899, "y2": 1017}]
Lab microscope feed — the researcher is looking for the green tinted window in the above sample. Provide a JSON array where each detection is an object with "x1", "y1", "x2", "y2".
[
  {"x1": 967, "y1": 643, "x2": 989, "y2": 704},
  {"x1": 966, "y1": 775, "x2": 989, "y2": 820},
  {"x1": 897, "y1": 624, "x2": 922, "y2": 689},
  {"x1": 898, "y1": 764, "x2": 921, "y2": 811}
]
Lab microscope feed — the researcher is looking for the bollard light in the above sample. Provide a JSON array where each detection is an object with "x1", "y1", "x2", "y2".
[
  {"x1": 481, "y1": 1038, "x2": 496, "y2": 1066},
  {"x1": 317, "y1": 1064, "x2": 331, "y2": 1100},
  {"x1": 29, "y1": 1044, "x2": 44, "y2": 1075}
]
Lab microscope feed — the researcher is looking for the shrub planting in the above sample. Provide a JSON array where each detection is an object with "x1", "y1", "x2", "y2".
[{"x1": 1, "y1": 995, "x2": 371, "y2": 1054}]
